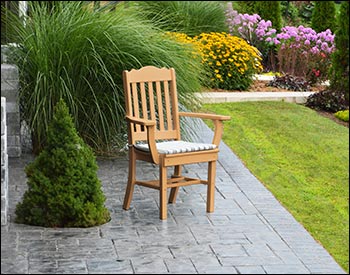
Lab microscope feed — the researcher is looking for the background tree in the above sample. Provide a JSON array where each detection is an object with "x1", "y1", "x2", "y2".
[
  {"x1": 233, "y1": 1, "x2": 257, "y2": 14},
  {"x1": 311, "y1": 1, "x2": 336, "y2": 33},
  {"x1": 254, "y1": 1, "x2": 282, "y2": 31},
  {"x1": 253, "y1": 1, "x2": 282, "y2": 72},
  {"x1": 305, "y1": 1, "x2": 348, "y2": 113},
  {"x1": 329, "y1": 1, "x2": 349, "y2": 102}
]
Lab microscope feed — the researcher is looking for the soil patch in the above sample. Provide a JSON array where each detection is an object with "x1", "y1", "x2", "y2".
[{"x1": 316, "y1": 111, "x2": 349, "y2": 128}]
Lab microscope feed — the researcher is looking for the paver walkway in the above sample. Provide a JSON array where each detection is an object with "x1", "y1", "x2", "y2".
[{"x1": 1, "y1": 118, "x2": 346, "y2": 274}]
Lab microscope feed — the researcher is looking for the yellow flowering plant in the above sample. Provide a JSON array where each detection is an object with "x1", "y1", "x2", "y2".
[{"x1": 167, "y1": 31, "x2": 263, "y2": 90}]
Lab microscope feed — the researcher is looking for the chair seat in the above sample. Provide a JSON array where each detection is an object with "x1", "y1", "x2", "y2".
[{"x1": 134, "y1": 140, "x2": 217, "y2": 155}]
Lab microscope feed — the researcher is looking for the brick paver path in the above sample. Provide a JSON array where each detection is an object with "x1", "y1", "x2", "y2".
[{"x1": 1, "y1": 119, "x2": 346, "y2": 274}]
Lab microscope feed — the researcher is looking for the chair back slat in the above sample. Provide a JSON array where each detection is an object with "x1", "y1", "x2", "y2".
[
  {"x1": 131, "y1": 82, "x2": 140, "y2": 133},
  {"x1": 155, "y1": 81, "x2": 165, "y2": 131},
  {"x1": 123, "y1": 66, "x2": 181, "y2": 143},
  {"x1": 163, "y1": 81, "x2": 173, "y2": 131},
  {"x1": 140, "y1": 82, "x2": 148, "y2": 119},
  {"x1": 148, "y1": 81, "x2": 156, "y2": 121},
  {"x1": 170, "y1": 69, "x2": 180, "y2": 134}
]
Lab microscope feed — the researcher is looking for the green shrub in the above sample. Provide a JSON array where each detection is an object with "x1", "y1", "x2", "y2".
[
  {"x1": 134, "y1": 1, "x2": 228, "y2": 36},
  {"x1": 267, "y1": 74, "x2": 310, "y2": 91},
  {"x1": 335, "y1": 110, "x2": 349, "y2": 122},
  {"x1": 275, "y1": 26, "x2": 335, "y2": 85},
  {"x1": 5, "y1": 1, "x2": 204, "y2": 154},
  {"x1": 305, "y1": 90, "x2": 348, "y2": 113},
  {"x1": 15, "y1": 99, "x2": 110, "y2": 228},
  {"x1": 311, "y1": 1, "x2": 336, "y2": 33},
  {"x1": 329, "y1": 1, "x2": 349, "y2": 102}
]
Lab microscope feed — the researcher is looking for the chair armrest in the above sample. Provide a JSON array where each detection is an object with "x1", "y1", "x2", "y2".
[
  {"x1": 179, "y1": 112, "x2": 230, "y2": 121},
  {"x1": 126, "y1": 115, "x2": 156, "y2": 126},
  {"x1": 179, "y1": 112, "x2": 230, "y2": 146},
  {"x1": 125, "y1": 116, "x2": 159, "y2": 164}
]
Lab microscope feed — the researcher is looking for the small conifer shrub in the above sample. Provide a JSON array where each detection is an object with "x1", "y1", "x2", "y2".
[{"x1": 15, "y1": 99, "x2": 110, "y2": 227}]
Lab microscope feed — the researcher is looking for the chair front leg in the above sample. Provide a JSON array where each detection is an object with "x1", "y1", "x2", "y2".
[
  {"x1": 159, "y1": 163, "x2": 168, "y2": 220},
  {"x1": 169, "y1": 165, "x2": 182, "y2": 204},
  {"x1": 207, "y1": 161, "x2": 216, "y2": 213},
  {"x1": 123, "y1": 148, "x2": 136, "y2": 210}
]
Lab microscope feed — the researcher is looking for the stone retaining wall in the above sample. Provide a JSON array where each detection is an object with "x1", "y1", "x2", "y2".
[
  {"x1": 2, "y1": 46, "x2": 22, "y2": 225},
  {"x1": 1, "y1": 97, "x2": 9, "y2": 225},
  {"x1": 1, "y1": 63, "x2": 21, "y2": 157}
]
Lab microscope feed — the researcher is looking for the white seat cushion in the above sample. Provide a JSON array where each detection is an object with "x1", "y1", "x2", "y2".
[{"x1": 134, "y1": 140, "x2": 217, "y2": 154}]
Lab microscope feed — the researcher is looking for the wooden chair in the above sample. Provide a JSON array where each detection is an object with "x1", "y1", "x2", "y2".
[{"x1": 122, "y1": 66, "x2": 230, "y2": 220}]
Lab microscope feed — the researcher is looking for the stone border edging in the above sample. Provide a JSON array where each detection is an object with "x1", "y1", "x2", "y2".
[{"x1": 196, "y1": 91, "x2": 315, "y2": 104}]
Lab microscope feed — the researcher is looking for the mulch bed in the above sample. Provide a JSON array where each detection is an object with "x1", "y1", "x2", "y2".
[
  {"x1": 317, "y1": 111, "x2": 349, "y2": 128},
  {"x1": 208, "y1": 80, "x2": 325, "y2": 93}
]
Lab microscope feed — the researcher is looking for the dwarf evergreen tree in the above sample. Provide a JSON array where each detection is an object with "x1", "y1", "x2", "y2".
[{"x1": 15, "y1": 99, "x2": 110, "y2": 227}]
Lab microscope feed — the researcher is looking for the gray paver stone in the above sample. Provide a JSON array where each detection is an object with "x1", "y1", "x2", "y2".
[{"x1": 1, "y1": 118, "x2": 346, "y2": 274}]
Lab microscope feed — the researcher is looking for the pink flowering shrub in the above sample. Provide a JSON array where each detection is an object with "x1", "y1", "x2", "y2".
[
  {"x1": 276, "y1": 26, "x2": 335, "y2": 84},
  {"x1": 225, "y1": 2, "x2": 335, "y2": 84},
  {"x1": 225, "y1": 3, "x2": 277, "y2": 60}
]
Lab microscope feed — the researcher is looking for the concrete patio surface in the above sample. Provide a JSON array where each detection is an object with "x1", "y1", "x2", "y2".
[{"x1": 1, "y1": 118, "x2": 346, "y2": 274}]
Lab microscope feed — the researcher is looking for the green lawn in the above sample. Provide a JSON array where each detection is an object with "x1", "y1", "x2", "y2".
[{"x1": 201, "y1": 101, "x2": 349, "y2": 273}]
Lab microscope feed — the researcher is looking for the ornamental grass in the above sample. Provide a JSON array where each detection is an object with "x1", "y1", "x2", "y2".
[
  {"x1": 5, "y1": 1, "x2": 204, "y2": 155},
  {"x1": 134, "y1": 1, "x2": 228, "y2": 36}
]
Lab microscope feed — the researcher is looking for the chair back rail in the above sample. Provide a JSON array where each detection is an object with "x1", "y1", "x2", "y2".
[{"x1": 123, "y1": 66, "x2": 181, "y2": 143}]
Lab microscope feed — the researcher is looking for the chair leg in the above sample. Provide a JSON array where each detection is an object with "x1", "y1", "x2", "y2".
[
  {"x1": 169, "y1": 165, "x2": 182, "y2": 204},
  {"x1": 160, "y1": 164, "x2": 168, "y2": 220},
  {"x1": 123, "y1": 149, "x2": 136, "y2": 210},
  {"x1": 207, "y1": 161, "x2": 216, "y2": 213}
]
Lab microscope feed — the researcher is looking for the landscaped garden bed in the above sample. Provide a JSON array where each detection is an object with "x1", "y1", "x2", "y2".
[{"x1": 206, "y1": 77, "x2": 326, "y2": 93}]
